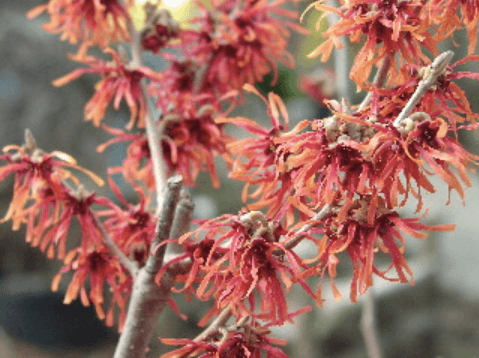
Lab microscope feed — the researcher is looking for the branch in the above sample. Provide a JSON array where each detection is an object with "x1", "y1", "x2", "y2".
[
  {"x1": 284, "y1": 204, "x2": 332, "y2": 251},
  {"x1": 193, "y1": 58, "x2": 212, "y2": 94},
  {"x1": 113, "y1": 175, "x2": 183, "y2": 358},
  {"x1": 92, "y1": 213, "x2": 139, "y2": 278},
  {"x1": 113, "y1": 264, "x2": 177, "y2": 358},
  {"x1": 360, "y1": 289, "x2": 383, "y2": 358},
  {"x1": 329, "y1": 0, "x2": 350, "y2": 103},
  {"x1": 193, "y1": 306, "x2": 233, "y2": 343},
  {"x1": 168, "y1": 189, "x2": 195, "y2": 254},
  {"x1": 393, "y1": 51, "x2": 454, "y2": 127},
  {"x1": 145, "y1": 175, "x2": 183, "y2": 275},
  {"x1": 128, "y1": 18, "x2": 168, "y2": 209},
  {"x1": 357, "y1": 56, "x2": 392, "y2": 112}
]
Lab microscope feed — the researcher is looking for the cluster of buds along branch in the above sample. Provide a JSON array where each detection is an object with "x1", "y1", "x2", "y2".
[{"x1": 1, "y1": 0, "x2": 478, "y2": 357}]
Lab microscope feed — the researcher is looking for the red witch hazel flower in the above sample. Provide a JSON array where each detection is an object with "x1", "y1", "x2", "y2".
[
  {"x1": 27, "y1": 0, "x2": 132, "y2": 54},
  {"x1": 53, "y1": 48, "x2": 163, "y2": 129},
  {"x1": 26, "y1": 184, "x2": 111, "y2": 260},
  {"x1": 298, "y1": 67, "x2": 337, "y2": 104},
  {"x1": 98, "y1": 100, "x2": 231, "y2": 189},
  {"x1": 0, "y1": 130, "x2": 104, "y2": 236},
  {"x1": 140, "y1": 4, "x2": 180, "y2": 54},
  {"x1": 161, "y1": 320, "x2": 290, "y2": 358},
  {"x1": 359, "y1": 113, "x2": 479, "y2": 210},
  {"x1": 98, "y1": 175, "x2": 155, "y2": 267},
  {"x1": 217, "y1": 84, "x2": 309, "y2": 224},
  {"x1": 148, "y1": 59, "x2": 215, "y2": 113},
  {"x1": 97, "y1": 125, "x2": 155, "y2": 190},
  {"x1": 160, "y1": 103, "x2": 231, "y2": 188},
  {"x1": 181, "y1": 0, "x2": 308, "y2": 92},
  {"x1": 52, "y1": 245, "x2": 130, "y2": 330},
  {"x1": 311, "y1": 196, "x2": 455, "y2": 302},
  {"x1": 168, "y1": 211, "x2": 319, "y2": 326}
]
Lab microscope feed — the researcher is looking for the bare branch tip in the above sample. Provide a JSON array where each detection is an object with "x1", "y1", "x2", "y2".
[
  {"x1": 24, "y1": 128, "x2": 36, "y2": 149},
  {"x1": 167, "y1": 175, "x2": 183, "y2": 187},
  {"x1": 430, "y1": 51, "x2": 455, "y2": 76}
]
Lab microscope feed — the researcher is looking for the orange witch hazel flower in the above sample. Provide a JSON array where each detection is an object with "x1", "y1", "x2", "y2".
[
  {"x1": 304, "y1": 0, "x2": 437, "y2": 86},
  {"x1": 430, "y1": 0, "x2": 479, "y2": 54},
  {"x1": 27, "y1": 0, "x2": 132, "y2": 53},
  {"x1": 53, "y1": 48, "x2": 163, "y2": 129}
]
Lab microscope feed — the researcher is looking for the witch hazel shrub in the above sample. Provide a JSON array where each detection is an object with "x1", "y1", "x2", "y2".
[{"x1": 1, "y1": 0, "x2": 478, "y2": 357}]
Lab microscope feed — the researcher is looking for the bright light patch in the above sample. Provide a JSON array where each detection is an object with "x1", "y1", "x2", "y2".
[
  {"x1": 162, "y1": 0, "x2": 190, "y2": 8},
  {"x1": 130, "y1": 0, "x2": 200, "y2": 30},
  {"x1": 135, "y1": 0, "x2": 189, "y2": 8}
]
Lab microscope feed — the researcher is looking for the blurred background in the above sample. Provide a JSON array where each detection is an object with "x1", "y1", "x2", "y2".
[{"x1": 1, "y1": 0, "x2": 479, "y2": 357}]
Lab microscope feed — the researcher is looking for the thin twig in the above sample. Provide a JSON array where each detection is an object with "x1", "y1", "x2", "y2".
[
  {"x1": 194, "y1": 306, "x2": 233, "y2": 343},
  {"x1": 284, "y1": 204, "x2": 332, "y2": 251},
  {"x1": 393, "y1": 51, "x2": 454, "y2": 127},
  {"x1": 128, "y1": 19, "x2": 168, "y2": 209},
  {"x1": 329, "y1": 0, "x2": 350, "y2": 104},
  {"x1": 357, "y1": 56, "x2": 391, "y2": 112},
  {"x1": 193, "y1": 58, "x2": 212, "y2": 94},
  {"x1": 170, "y1": 189, "x2": 195, "y2": 240},
  {"x1": 360, "y1": 289, "x2": 383, "y2": 358},
  {"x1": 93, "y1": 213, "x2": 139, "y2": 278}
]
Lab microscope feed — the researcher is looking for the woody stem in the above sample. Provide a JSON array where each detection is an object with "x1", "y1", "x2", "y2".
[
  {"x1": 194, "y1": 306, "x2": 233, "y2": 343},
  {"x1": 128, "y1": 15, "x2": 168, "y2": 210},
  {"x1": 393, "y1": 51, "x2": 454, "y2": 127},
  {"x1": 113, "y1": 175, "x2": 183, "y2": 358},
  {"x1": 357, "y1": 56, "x2": 392, "y2": 112}
]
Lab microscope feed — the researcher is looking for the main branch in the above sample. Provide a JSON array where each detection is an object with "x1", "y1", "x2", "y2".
[{"x1": 113, "y1": 176, "x2": 183, "y2": 358}]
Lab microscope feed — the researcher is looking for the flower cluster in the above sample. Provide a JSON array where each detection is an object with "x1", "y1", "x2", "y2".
[
  {"x1": 161, "y1": 321, "x2": 290, "y2": 358},
  {"x1": 36, "y1": 0, "x2": 307, "y2": 193},
  {"x1": 160, "y1": 210, "x2": 318, "y2": 326},
  {"x1": 9, "y1": 0, "x2": 310, "y2": 345},
  {"x1": 305, "y1": 0, "x2": 479, "y2": 88},
  {"x1": 52, "y1": 48, "x2": 163, "y2": 129},
  {"x1": 224, "y1": 55, "x2": 479, "y2": 300},
  {"x1": 179, "y1": 0, "x2": 308, "y2": 93},
  {"x1": 0, "y1": 133, "x2": 134, "y2": 328},
  {"x1": 305, "y1": 0, "x2": 437, "y2": 86},
  {"x1": 9, "y1": 0, "x2": 479, "y2": 355},
  {"x1": 27, "y1": 0, "x2": 132, "y2": 55}
]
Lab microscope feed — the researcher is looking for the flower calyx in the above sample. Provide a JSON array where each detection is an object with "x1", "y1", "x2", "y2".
[
  {"x1": 7, "y1": 129, "x2": 44, "y2": 162},
  {"x1": 395, "y1": 111, "x2": 431, "y2": 135},
  {"x1": 239, "y1": 211, "x2": 276, "y2": 243},
  {"x1": 141, "y1": 3, "x2": 180, "y2": 54}
]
